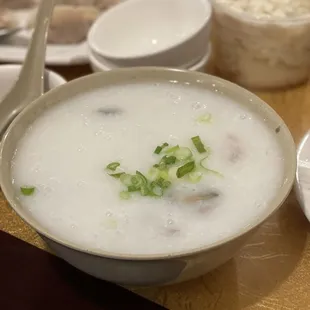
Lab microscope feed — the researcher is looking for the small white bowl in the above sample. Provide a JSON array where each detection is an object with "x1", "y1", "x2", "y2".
[
  {"x1": 0, "y1": 65, "x2": 66, "y2": 101},
  {"x1": 295, "y1": 130, "x2": 310, "y2": 222},
  {"x1": 88, "y1": 0, "x2": 211, "y2": 67},
  {"x1": 89, "y1": 46, "x2": 211, "y2": 73}
]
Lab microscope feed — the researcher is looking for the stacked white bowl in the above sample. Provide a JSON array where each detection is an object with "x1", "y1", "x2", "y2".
[{"x1": 87, "y1": 0, "x2": 212, "y2": 72}]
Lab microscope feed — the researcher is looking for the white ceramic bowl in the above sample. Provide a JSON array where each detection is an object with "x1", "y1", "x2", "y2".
[
  {"x1": 0, "y1": 68, "x2": 296, "y2": 286},
  {"x1": 89, "y1": 46, "x2": 211, "y2": 73},
  {"x1": 295, "y1": 130, "x2": 310, "y2": 222},
  {"x1": 0, "y1": 65, "x2": 66, "y2": 101},
  {"x1": 88, "y1": 0, "x2": 212, "y2": 67}
]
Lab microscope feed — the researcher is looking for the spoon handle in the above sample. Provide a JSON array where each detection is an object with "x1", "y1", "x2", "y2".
[{"x1": 0, "y1": 0, "x2": 55, "y2": 138}]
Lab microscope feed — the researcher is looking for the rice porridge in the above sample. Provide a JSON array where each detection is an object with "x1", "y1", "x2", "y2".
[{"x1": 11, "y1": 80, "x2": 284, "y2": 255}]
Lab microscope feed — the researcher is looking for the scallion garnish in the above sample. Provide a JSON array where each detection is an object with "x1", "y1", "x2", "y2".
[
  {"x1": 20, "y1": 186, "x2": 36, "y2": 196},
  {"x1": 175, "y1": 147, "x2": 192, "y2": 161},
  {"x1": 177, "y1": 161, "x2": 195, "y2": 178},
  {"x1": 106, "y1": 136, "x2": 221, "y2": 200},
  {"x1": 196, "y1": 113, "x2": 212, "y2": 124},
  {"x1": 152, "y1": 177, "x2": 171, "y2": 189},
  {"x1": 120, "y1": 191, "x2": 130, "y2": 200},
  {"x1": 109, "y1": 172, "x2": 125, "y2": 179},
  {"x1": 136, "y1": 171, "x2": 148, "y2": 184},
  {"x1": 154, "y1": 142, "x2": 169, "y2": 154},
  {"x1": 188, "y1": 171, "x2": 203, "y2": 183},
  {"x1": 200, "y1": 157, "x2": 223, "y2": 178},
  {"x1": 120, "y1": 174, "x2": 133, "y2": 186},
  {"x1": 148, "y1": 167, "x2": 160, "y2": 180},
  {"x1": 165, "y1": 145, "x2": 179, "y2": 154},
  {"x1": 128, "y1": 185, "x2": 139, "y2": 192},
  {"x1": 191, "y1": 136, "x2": 207, "y2": 153},
  {"x1": 161, "y1": 155, "x2": 177, "y2": 165},
  {"x1": 106, "y1": 162, "x2": 120, "y2": 171},
  {"x1": 140, "y1": 185, "x2": 150, "y2": 196},
  {"x1": 151, "y1": 185, "x2": 164, "y2": 197},
  {"x1": 157, "y1": 155, "x2": 176, "y2": 170}
]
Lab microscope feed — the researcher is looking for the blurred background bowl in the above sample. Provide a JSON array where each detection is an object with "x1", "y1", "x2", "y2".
[
  {"x1": 88, "y1": 0, "x2": 212, "y2": 67},
  {"x1": 211, "y1": 0, "x2": 310, "y2": 90},
  {"x1": 0, "y1": 64, "x2": 66, "y2": 101},
  {"x1": 88, "y1": 45, "x2": 212, "y2": 72}
]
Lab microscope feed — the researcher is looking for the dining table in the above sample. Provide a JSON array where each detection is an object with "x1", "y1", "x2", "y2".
[{"x1": 1, "y1": 62, "x2": 310, "y2": 310}]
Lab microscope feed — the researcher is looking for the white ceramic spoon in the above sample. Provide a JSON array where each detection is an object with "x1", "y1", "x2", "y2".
[{"x1": 0, "y1": 0, "x2": 55, "y2": 138}]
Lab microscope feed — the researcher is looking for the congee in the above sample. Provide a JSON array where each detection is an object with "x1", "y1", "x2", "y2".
[{"x1": 12, "y1": 80, "x2": 284, "y2": 255}]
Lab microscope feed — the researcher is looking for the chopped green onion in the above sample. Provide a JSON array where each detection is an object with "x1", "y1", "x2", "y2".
[
  {"x1": 148, "y1": 167, "x2": 160, "y2": 181},
  {"x1": 120, "y1": 174, "x2": 133, "y2": 186},
  {"x1": 161, "y1": 155, "x2": 177, "y2": 165},
  {"x1": 175, "y1": 147, "x2": 192, "y2": 161},
  {"x1": 200, "y1": 157, "x2": 223, "y2": 177},
  {"x1": 200, "y1": 157, "x2": 209, "y2": 169},
  {"x1": 188, "y1": 171, "x2": 203, "y2": 183},
  {"x1": 177, "y1": 161, "x2": 195, "y2": 178},
  {"x1": 154, "y1": 142, "x2": 169, "y2": 154},
  {"x1": 106, "y1": 162, "x2": 120, "y2": 171},
  {"x1": 136, "y1": 171, "x2": 148, "y2": 184},
  {"x1": 153, "y1": 177, "x2": 171, "y2": 189},
  {"x1": 128, "y1": 185, "x2": 139, "y2": 192},
  {"x1": 151, "y1": 185, "x2": 164, "y2": 197},
  {"x1": 159, "y1": 169, "x2": 169, "y2": 180},
  {"x1": 20, "y1": 186, "x2": 35, "y2": 196},
  {"x1": 168, "y1": 167, "x2": 179, "y2": 180},
  {"x1": 157, "y1": 155, "x2": 176, "y2": 170},
  {"x1": 140, "y1": 185, "x2": 150, "y2": 196},
  {"x1": 165, "y1": 145, "x2": 179, "y2": 154},
  {"x1": 196, "y1": 113, "x2": 212, "y2": 124},
  {"x1": 191, "y1": 136, "x2": 207, "y2": 153},
  {"x1": 131, "y1": 175, "x2": 144, "y2": 188},
  {"x1": 205, "y1": 169, "x2": 224, "y2": 178},
  {"x1": 109, "y1": 172, "x2": 125, "y2": 179},
  {"x1": 120, "y1": 191, "x2": 130, "y2": 200}
]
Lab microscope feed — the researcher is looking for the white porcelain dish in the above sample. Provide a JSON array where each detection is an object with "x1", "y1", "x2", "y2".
[
  {"x1": 88, "y1": 0, "x2": 212, "y2": 67},
  {"x1": 295, "y1": 130, "x2": 310, "y2": 222},
  {"x1": 0, "y1": 64, "x2": 66, "y2": 101},
  {"x1": 0, "y1": 40, "x2": 89, "y2": 65},
  {"x1": 88, "y1": 46, "x2": 211, "y2": 73},
  {"x1": 0, "y1": 7, "x2": 89, "y2": 66}
]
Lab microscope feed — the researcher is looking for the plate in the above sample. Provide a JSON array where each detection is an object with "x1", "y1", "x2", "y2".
[
  {"x1": 295, "y1": 130, "x2": 310, "y2": 221},
  {"x1": 0, "y1": 5, "x2": 93, "y2": 65}
]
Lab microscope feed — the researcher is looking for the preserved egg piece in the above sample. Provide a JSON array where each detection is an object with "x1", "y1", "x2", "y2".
[{"x1": 97, "y1": 107, "x2": 123, "y2": 116}]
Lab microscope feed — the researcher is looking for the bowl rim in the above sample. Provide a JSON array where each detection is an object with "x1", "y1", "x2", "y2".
[
  {"x1": 0, "y1": 67, "x2": 296, "y2": 261},
  {"x1": 88, "y1": 0, "x2": 212, "y2": 61},
  {"x1": 0, "y1": 64, "x2": 67, "y2": 86}
]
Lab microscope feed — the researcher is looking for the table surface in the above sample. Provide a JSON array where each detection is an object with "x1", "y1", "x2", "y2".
[{"x1": 1, "y1": 64, "x2": 310, "y2": 310}]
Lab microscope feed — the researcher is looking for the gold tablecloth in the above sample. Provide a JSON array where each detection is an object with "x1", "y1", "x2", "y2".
[{"x1": 1, "y1": 64, "x2": 310, "y2": 310}]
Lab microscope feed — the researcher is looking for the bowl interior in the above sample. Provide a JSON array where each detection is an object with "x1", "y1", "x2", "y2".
[
  {"x1": 0, "y1": 68, "x2": 296, "y2": 260},
  {"x1": 88, "y1": 0, "x2": 211, "y2": 59}
]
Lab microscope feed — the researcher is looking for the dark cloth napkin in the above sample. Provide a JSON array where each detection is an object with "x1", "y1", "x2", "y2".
[{"x1": 0, "y1": 231, "x2": 167, "y2": 310}]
